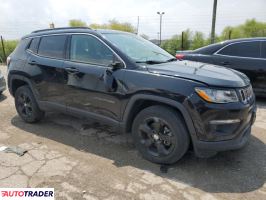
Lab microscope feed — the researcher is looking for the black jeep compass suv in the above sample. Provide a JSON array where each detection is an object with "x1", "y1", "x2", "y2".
[{"x1": 7, "y1": 27, "x2": 256, "y2": 164}]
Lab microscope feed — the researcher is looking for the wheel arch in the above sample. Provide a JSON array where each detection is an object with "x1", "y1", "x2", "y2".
[
  {"x1": 121, "y1": 94, "x2": 196, "y2": 139},
  {"x1": 8, "y1": 75, "x2": 38, "y2": 100}
]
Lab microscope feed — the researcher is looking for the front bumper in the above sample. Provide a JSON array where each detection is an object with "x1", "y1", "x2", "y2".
[
  {"x1": 185, "y1": 91, "x2": 256, "y2": 154},
  {"x1": 0, "y1": 75, "x2": 6, "y2": 92},
  {"x1": 193, "y1": 119, "x2": 254, "y2": 152}
]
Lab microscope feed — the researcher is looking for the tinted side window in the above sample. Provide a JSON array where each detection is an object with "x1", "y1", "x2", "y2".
[
  {"x1": 12, "y1": 38, "x2": 31, "y2": 59},
  {"x1": 70, "y1": 35, "x2": 114, "y2": 65},
  {"x1": 218, "y1": 41, "x2": 260, "y2": 58},
  {"x1": 38, "y1": 35, "x2": 67, "y2": 59},
  {"x1": 28, "y1": 38, "x2": 40, "y2": 53}
]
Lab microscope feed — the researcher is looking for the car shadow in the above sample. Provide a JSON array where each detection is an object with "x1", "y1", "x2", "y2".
[{"x1": 11, "y1": 112, "x2": 266, "y2": 194}]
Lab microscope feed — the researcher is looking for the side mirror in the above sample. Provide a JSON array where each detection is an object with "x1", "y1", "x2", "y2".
[{"x1": 108, "y1": 61, "x2": 123, "y2": 71}]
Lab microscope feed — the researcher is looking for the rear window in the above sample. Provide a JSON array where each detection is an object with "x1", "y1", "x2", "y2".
[
  {"x1": 28, "y1": 38, "x2": 40, "y2": 53},
  {"x1": 218, "y1": 41, "x2": 260, "y2": 58},
  {"x1": 38, "y1": 35, "x2": 67, "y2": 59}
]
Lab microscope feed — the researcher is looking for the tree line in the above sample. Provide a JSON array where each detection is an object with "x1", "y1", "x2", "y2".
[
  {"x1": 1, "y1": 18, "x2": 266, "y2": 63},
  {"x1": 161, "y1": 19, "x2": 266, "y2": 55}
]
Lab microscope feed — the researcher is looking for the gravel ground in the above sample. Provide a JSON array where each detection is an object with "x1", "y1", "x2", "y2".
[{"x1": 0, "y1": 65, "x2": 265, "y2": 200}]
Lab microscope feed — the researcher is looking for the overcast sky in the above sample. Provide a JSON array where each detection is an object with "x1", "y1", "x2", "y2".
[{"x1": 0, "y1": 0, "x2": 265, "y2": 40}]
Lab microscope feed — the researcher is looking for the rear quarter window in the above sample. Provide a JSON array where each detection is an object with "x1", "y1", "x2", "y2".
[
  {"x1": 218, "y1": 41, "x2": 260, "y2": 58},
  {"x1": 38, "y1": 35, "x2": 67, "y2": 59},
  {"x1": 28, "y1": 37, "x2": 40, "y2": 53},
  {"x1": 12, "y1": 38, "x2": 31, "y2": 59}
]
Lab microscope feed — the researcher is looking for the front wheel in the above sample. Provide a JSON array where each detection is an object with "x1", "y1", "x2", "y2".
[{"x1": 132, "y1": 105, "x2": 190, "y2": 164}]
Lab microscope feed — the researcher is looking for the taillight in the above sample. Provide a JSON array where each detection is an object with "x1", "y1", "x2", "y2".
[
  {"x1": 175, "y1": 54, "x2": 185, "y2": 60},
  {"x1": 6, "y1": 56, "x2": 11, "y2": 66}
]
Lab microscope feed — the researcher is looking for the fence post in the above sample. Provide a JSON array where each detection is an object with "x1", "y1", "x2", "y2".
[
  {"x1": 181, "y1": 31, "x2": 184, "y2": 50},
  {"x1": 0, "y1": 36, "x2": 6, "y2": 63},
  {"x1": 228, "y1": 30, "x2": 232, "y2": 40}
]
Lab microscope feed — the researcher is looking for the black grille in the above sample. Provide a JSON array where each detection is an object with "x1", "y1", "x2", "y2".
[{"x1": 239, "y1": 85, "x2": 253, "y2": 104}]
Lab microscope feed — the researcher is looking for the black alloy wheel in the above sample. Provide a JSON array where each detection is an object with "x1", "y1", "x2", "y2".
[
  {"x1": 138, "y1": 117, "x2": 175, "y2": 157},
  {"x1": 132, "y1": 105, "x2": 190, "y2": 164}
]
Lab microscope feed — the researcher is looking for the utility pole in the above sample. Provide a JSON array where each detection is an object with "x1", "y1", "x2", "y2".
[
  {"x1": 0, "y1": 36, "x2": 6, "y2": 63},
  {"x1": 181, "y1": 31, "x2": 184, "y2": 50},
  {"x1": 157, "y1": 11, "x2": 165, "y2": 46},
  {"x1": 210, "y1": 0, "x2": 218, "y2": 44},
  {"x1": 136, "y1": 16, "x2": 139, "y2": 35},
  {"x1": 157, "y1": 32, "x2": 160, "y2": 45}
]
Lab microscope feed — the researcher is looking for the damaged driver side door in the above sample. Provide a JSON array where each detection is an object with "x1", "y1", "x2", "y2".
[{"x1": 63, "y1": 34, "x2": 126, "y2": 124}]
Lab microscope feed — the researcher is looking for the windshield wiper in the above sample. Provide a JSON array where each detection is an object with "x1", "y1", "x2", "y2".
[
  {"x1": 136, "y1": 58, "x2": 177, "y2": 64},
  {"x1": 136, "y1": 60, "x2": 165, "y2": 64},
  {"x1": 166, "y1": 58, "x2": 177, "y2": 62}
]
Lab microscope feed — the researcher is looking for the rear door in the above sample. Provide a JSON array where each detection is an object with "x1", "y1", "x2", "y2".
[
  {"x1": 211, "y1": 41, "x2": 265, "y2": 84},
  {"x1": 26, "y1": 35, "x2": 69, "y2": 110}
]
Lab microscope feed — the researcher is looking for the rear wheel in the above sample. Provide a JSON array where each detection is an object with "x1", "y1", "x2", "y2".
[
  {"x1": 15, "y1": 85, "x2": 44, "y2": 123},
  {"x1": 132, "y1": 105, "x2": 190, "y2": 164}
]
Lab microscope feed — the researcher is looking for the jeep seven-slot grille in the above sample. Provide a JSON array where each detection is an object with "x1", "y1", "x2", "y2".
[{"x1": 239, "y1": 85, "x2": 253, "y2": 104}]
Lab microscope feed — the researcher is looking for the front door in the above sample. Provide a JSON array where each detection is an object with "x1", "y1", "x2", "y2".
[{"x1": 63, "y1": 34, "x2": 125, "y2": 122}]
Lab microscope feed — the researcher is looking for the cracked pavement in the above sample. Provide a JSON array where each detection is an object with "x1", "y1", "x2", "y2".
[{"x1": 0, "y1": 65, "x2": 266, "y2": 200}]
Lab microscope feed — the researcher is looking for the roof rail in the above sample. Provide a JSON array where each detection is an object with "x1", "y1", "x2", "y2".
[{"x1": 31, "y1": 27, "x2": 91, "y2": 33}]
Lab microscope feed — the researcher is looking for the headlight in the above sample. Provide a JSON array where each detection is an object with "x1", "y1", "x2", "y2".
[{"x1": 195, "y1": 87, "x2": 239, "y2": 103}]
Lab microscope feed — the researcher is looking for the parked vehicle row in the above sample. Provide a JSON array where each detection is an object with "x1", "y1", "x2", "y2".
[
  {"x1": 176, "y1": 38, "x2": 266, "y2": 96},
  {"x1": 7, "y1": 28, "x2": 256, "y2": 164}
]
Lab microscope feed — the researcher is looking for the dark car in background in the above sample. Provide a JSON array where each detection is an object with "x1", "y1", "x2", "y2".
[
  {"x1": 0, "y1": 69, "x2": 6, "y2": 95},
  {"x1": 176, "y1": 38, "x2": 266, "y2": 96},
  {"x1": 7, "y1": 28, "x2": 256, "y2": 164}
]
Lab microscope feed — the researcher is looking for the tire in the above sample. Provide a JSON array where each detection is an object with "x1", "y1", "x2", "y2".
[
  {"x1": 15, "y1": 85, "x2": 44, "y2": 123},
  {"x1": 132, "y1": 105, "x2": 190, "y2": 164}
]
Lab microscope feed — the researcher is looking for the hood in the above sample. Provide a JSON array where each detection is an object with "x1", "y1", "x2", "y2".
[{"x1": 146, "y1": 60, "x2": 250, "y2": 88}]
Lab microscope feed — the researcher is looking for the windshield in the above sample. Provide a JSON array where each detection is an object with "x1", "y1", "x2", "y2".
[{"x1": 102, "y1": 32, "x2": 174, "y2": 63}]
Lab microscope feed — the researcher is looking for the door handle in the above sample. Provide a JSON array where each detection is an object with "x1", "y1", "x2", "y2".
[
  {"x1": 221, "y1": 61, "x2": 230, "y2": 66},
  {"x1": 65, "y1": 67, "x2": 79, "y2": 74},
  {"x1": 28, "y1": 60, "x2": 38, "y2": 65}
]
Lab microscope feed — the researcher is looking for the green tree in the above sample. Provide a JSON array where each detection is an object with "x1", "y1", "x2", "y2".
[
  {"x1": 89, "y1": 23, "x2": 108, "y2": 29},
  {"x1": 161, "y1": 35, "x2": 181, "y2": 55},
  {"x1": 181, "y1": 29, "x2": 192, "y2": 50},
  {"x1": 161, "y1": 29, "x2": 193, "y2": 55},
  {"x1": 0, "y1": 40, "x2": 18, "y2": 63},
  {"x1": 89, "y1": 19, "x2": 136, "y2": 33},
  {"x1": 220, "y1": 19, "x2": 266, "y2": 40},
  {"x1": 69, "y1": 19, "x2": 87, "y2": 27},
  {"x1": 191, "y1": 31, "x2": 205, "y2": 49}
]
